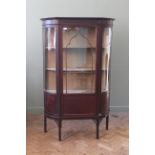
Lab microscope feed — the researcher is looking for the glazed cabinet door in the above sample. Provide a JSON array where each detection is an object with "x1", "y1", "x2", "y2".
[
  {"x1": 62, "y1": 26, "x2": 97, "y2": 94},
  {"x1": 61, "y1": 26, "x2": 97, "y2": 116}
]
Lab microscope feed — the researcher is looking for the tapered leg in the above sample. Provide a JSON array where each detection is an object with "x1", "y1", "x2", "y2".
[
  {"x1": 44, "y1": 115, "x2": 47, "y2": 133},
  {"x1": 58, "y1": 120, "x2": 62, "y2": 141},
  {"x1": 96, "y1": 119, "x2": 99, "y2": 139},
  {"x1": 106, "y1": 115, "x2": 109, "y2": 130}
]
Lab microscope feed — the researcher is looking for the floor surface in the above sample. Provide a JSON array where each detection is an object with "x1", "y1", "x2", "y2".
[{"x1": 27, "y1": 112, "x2": 129, "y2": 155}]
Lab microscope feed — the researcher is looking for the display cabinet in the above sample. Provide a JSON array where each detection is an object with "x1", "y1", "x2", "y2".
[{"x1": 41, "y1": 17, "x2": 114, "y2": 140}]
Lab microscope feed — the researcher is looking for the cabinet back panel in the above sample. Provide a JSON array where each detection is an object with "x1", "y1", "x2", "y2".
[
  {"x1": 63, "y1": 48, "x2": 96, "y2": 69},
  {"x1": 63, "y1": 72, "x2": 95, "y2": 93},
  {"x1": 62, "y1": 27, "x2": 97, "y2": 48}
]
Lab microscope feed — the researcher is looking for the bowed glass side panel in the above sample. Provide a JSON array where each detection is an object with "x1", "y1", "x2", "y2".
[
  {"x1": 44, "y1": 27, "x2": 57, "y2": 93},
  {"x1": 101, "y1": 27, "x2": 112, "y2": 92}
]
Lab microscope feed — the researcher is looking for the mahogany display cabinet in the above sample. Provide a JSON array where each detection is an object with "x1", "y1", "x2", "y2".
[{"x1": 41, "y1": 17, "x2": 114, "y2": 141}]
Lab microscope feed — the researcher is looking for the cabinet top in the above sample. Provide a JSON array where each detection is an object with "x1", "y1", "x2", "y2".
[
  {"x1": 40, "y1": 17, "x2": 115, "y2": 21},
  {"x1": 41, "y1": 17, "x2": 114, "y2": 27}
]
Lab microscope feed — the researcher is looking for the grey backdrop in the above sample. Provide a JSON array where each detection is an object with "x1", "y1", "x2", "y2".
[{"x1": 26, "y1": 0, "x2": 129, "y2": 113}]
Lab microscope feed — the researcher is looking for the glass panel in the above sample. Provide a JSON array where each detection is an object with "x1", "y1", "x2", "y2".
[
  {"x1": 102, "y1": 27, "x2": 112, "y2": 48},
  {"x1": 101, "y1": 27, "x2": 112, "y2": 92},
  {"x1": 44, "y1": 27, "x2": 56, "y2": 93},
  {"x1": 46, "y1": 71, "x2": 56, "y2": 92},
  {"x1": 63, "y1": 72, "x2": 95, "y2": 94},
  {"x1": 46, "y1": 49, "x2": 56, "y2": 69},
  {"x1": 102, "y1": 47, "x2": 110, "y2": 70},
  {"x1": 45, "y1": 27, "x2": 56, "y2": 50},
  {"x1": 62, "y1": 27, "x2": 97, "y2": 94}
]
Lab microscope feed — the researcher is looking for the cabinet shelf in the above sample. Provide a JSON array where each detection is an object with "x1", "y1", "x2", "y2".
[
  {"x1": 63, "y1": 47, "x2": 96, "y2": 49},
  {"x1": 45, "y1": 47, "x2": 56, "y2": 50},
  {"x1": 45, "y1": 89, "x2": 108, "y2": 94},
  {"x1": 46, "y1": 68, "x2": 56, "y2": 71},
  {"x1": 45, "y1": 89, "x2": 94, "y2": 94},
  {"x1": 46, "y1": 68, "x2": 95, "y2": 72},
  {"x1": 46, "y1": 68, "x2": 108, "y2": 71},
  {"x1": 45, "y1": 47, "x2": 96, "y2": 50}
]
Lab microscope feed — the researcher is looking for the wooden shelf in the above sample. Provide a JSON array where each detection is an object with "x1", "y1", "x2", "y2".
[
  {"x1": 45, "y1": 89, "x2": 56, "y2": 93},
  {"x1": 46, "y1": 68, "x2": 56, "y2": 71},
  {"x1": 45, "y1": 47, "x2": 56, "y2": 50},
  {"x1": 45, "y1": 89, "x2": 108, "y2": 94},
  {"x1": 46, "y1": 68, "x2": 95, "y2": 72},
  {"x1": 45, "y1": 89, "x2": 95, "y2": 94},
  {"x1": 46, "y1": 68, "x2": 108, "y2": 72},
  {"x1": 65, "y1": 68, "x2": 95, "y2": 72},
  {"x1": 63, "y1": 47, "x2": 96, "y2": 49},
  {"x1": 45, "y1": 47, "x2": 96, "y2": 50}
]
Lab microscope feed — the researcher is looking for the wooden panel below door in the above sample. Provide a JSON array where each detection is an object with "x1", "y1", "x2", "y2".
[
  {"x1": 101, "y1": 92, "x2": 109, "y2": 115},
  {"x1": 45, "y1": 93, "x2": 57, "y2": 114},
  {"x1": 62, "y1": 94, "x2": 96, "y2": 116}
]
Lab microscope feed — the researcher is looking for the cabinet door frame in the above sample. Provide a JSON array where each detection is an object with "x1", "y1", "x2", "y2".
[{"x1": 58, "y1": 23, "x2": 100, "y2": 116}]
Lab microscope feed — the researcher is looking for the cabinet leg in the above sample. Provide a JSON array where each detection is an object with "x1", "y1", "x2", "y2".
[
  {"x1": 106, "y1": 115, "x2": 109, "y2": 130},
  {"x1": 44, "y1": 115, "x2": 47, "y2": 133},
  {"x1": 96, "y1": 119, "x2": 99, "y2": 139},
  {"x1": 58, "y1": 120, "x2": 62, "y2": 141}
]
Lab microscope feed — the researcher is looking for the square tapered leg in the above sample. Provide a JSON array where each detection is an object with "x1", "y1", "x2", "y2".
[
  {"x1": 58, "y1": 120, "x2": 62, "y2": 141},
  {"x1": 96, "y1": 119, "x2": 99, "y2": 139},
  {"x1": 106, "y1": 115, "x2": 109, "y2": 130},
  {"x1": 44, "y1": 115, "x2": 47, "y2": 133}
]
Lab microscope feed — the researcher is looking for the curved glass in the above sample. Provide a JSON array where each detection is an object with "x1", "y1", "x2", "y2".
[
  {"x1": 101, "y1": 27, "x2": 112, "y2": 92},
  {"x1": 62, "y1": 27, "x2": 97, "y2": 94},
  {"x1": 44, "y1": 27, "x2": 56, "y2": 93}
]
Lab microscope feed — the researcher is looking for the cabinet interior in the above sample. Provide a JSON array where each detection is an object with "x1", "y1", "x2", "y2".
[{"x1": 45, "y1": 26, "x2": 110, "y2": 93}]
